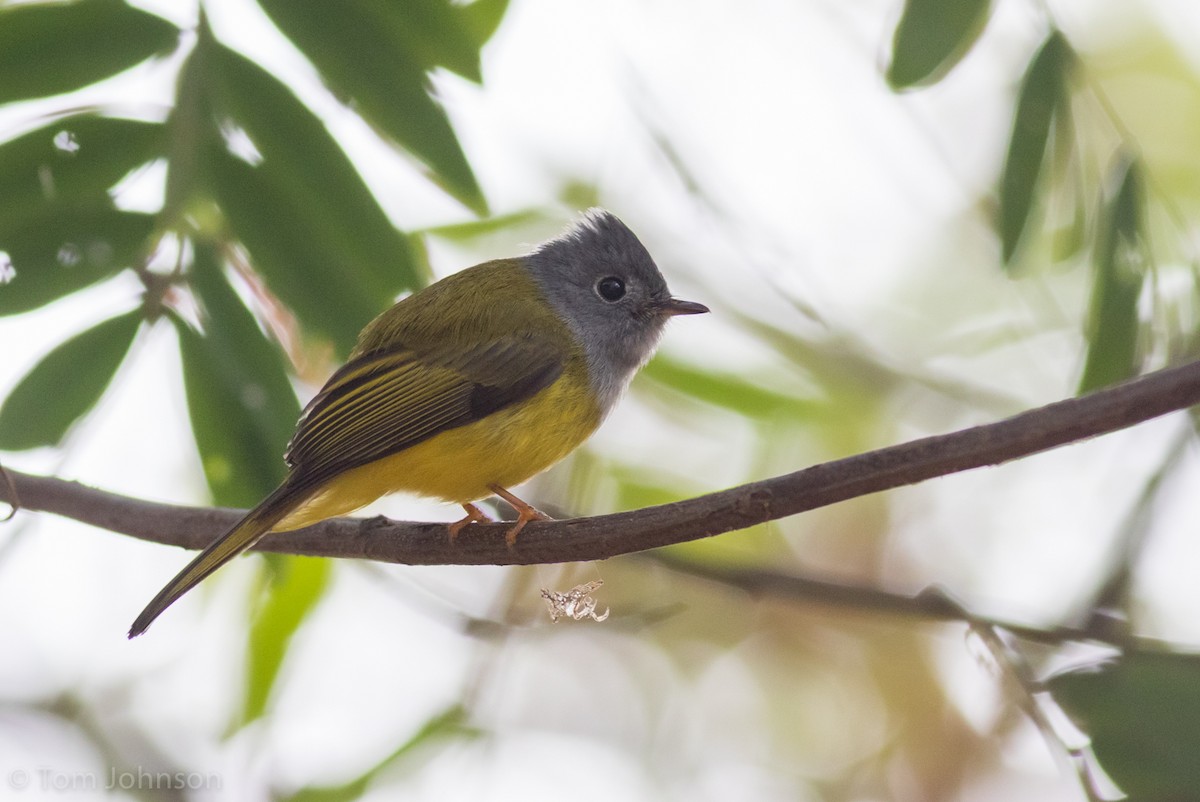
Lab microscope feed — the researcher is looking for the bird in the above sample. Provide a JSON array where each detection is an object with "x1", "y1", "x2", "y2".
[{"x1": 129, "y1": 209, "x2": 707, "y2": 637}]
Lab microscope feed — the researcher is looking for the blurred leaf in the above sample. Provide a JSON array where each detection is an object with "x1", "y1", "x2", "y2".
[
  {"x1": 184, "y1": 244, "x2": 317, "y2": 729},
  {"x1": 1051, "y1": 653, "x2": 1200, "y2": 800},
  {"x1": 999, "y1": 31, "x2": 1074, "y2": 265},
  {"x1": 163, "y1": 25, "x2": 217, "y2": 225},
  {"x1": 461, "y1": 0, "x2": 510, "y2": 51},
  {"x1": 205, "y1": 43, "x2": 423, "y2": 354},
  {"x1": 421, "y1": 208, "x2": 546, "y2": 242},
  {"x1": 1086, "y1": 29, "x2": 1200, "y2": 205},
  {"x1": 1078, "y1": 155, "x2": 1143, "y2": 394},
  {"x1": 0, "y1": 203, "x2": 154, "y2": 315},
  {"x1": 0, "y1": 115, "x2": 164, "y2": 224},
  {"x1": 209, "y1": 43, "x2": 421, "y2": 298},
  {"x1": 558, "y1": 179, "x2": 602, "y2": 212},
  {"x1": 641, "y1": 356, "x2": 820, "y2": 420},
  {"x1": 611, "y1": 465, "x2": 694, "y2": 513},
  {"x1": 175, "y1": 243, "x2": 300, "y2": 507},
  {"x1": 239, "y1": 556, "x2": 330, "y2": 728},
  {"x1": 1050, "y1": 183, "x2": 1088, "y2": 263},
  {"x1": 0, "y1": 0, "x2": 178, "y2": 105},
  {"x1": 286, "y1": 705, "x2": 479, "y2": 802},
  {"x1": 256, "y1": 0, "x2": 487, "y2": 213},
  {"x1": 887, "y1": 0, "x2": 992, "y2": 89},
  {"x1": 356, "y1": 0, "x2": 486, "y2": 83},
  {"x1": 206, "y1": 148, "x2": 383, "y2": 356},
  {"x1": 0, "y1": 310, "x2": 141, "y2": 450},
  {"x1": 1048, "y1": 90, "x2": 1086, "y2": 263}
]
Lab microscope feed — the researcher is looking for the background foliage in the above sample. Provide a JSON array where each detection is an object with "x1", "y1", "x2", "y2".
[{"x1": 2, "y1": 0, "x2": 1200, "y2": 799}]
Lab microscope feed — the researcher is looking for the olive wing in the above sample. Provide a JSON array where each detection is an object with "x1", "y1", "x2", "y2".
[{"x1": 284, "y1": 335, "x2": 566, "y2": 487}]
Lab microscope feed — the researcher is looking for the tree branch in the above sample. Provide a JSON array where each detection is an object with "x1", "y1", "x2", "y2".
[
  {"x1": 3, "y1": 360, "x2": 1199, "y2": 570},
  {"x1": 644, "y1": 553, "x2": 1183, "y2": 653}
]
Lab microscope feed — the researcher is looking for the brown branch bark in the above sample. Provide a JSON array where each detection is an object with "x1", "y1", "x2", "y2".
[{"x1": 2, "y1": 359, "x2": 1199, "y2": 570}]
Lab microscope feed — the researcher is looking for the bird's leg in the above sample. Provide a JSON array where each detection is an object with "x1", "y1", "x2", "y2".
[
  {"x1": 488, "y1": 484, "x2": 552, "y2": 547},
  {"x1": 448, "y1": 502, "x2": 492, "y2": 541}
]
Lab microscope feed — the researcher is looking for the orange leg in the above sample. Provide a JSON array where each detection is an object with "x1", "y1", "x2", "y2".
[
  {"x1": 489, "y1": 484, "x2": 552, "y2": 547},
  {"x1": 447, "y1": 502, "x2": 492, "y2": 541}
]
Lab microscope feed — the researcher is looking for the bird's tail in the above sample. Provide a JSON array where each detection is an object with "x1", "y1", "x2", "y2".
[{"x1": 128, "y1": 482, "x2": 312, "y2": 638}]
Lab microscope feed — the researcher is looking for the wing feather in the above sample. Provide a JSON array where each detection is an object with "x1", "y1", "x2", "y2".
[{"x1": 284, "y1": 335, "x2": 566, "y2": 487}]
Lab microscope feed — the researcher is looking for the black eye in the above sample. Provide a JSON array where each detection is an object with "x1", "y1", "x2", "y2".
[{"x1": 595, "y1": 276, "x2": 626, "y2": 302}]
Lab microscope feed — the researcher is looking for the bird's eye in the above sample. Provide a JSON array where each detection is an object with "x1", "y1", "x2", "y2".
[{"x1": 595, "y1": 276, "x2": 626, "y2": 302}]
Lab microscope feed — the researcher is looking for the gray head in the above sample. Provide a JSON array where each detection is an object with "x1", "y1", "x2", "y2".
[{"x1": 524, "y1": 209, "x2": 707, "y2": 414}]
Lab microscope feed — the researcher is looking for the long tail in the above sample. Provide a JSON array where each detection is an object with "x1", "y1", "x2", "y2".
[{"x1": 128, "y1": 482, "x2": 313, "y2": 638}]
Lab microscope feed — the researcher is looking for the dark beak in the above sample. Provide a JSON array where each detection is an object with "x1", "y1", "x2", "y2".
[{"x1": 658, "y1": 297, "x2": 709, "y2": 317}]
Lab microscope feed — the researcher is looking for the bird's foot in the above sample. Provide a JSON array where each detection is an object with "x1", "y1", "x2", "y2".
[
  {"x1": 488, "y1": 484, "x2": 552, "y2": 548},
  {"x1": 447, "y1": 502, "x2": 492, "y2": 542}
]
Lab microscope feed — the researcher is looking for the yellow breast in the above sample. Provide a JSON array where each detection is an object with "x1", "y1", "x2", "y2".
[{"x1": 277, "y1": 360, "x2": 600, "y2": 530}]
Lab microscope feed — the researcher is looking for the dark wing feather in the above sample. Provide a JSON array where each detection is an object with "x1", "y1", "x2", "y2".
[{"x1": 284, "y1": 335, "x2": 565, "y2": 486}]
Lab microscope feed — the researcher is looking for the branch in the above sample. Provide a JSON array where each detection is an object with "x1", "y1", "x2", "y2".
[
  {"x1": 645, "y1": 553, "x2": 1191, "y2": 653},
  {"x1": 3, "y1": 360, "x2": 1200, "y2": 570}
]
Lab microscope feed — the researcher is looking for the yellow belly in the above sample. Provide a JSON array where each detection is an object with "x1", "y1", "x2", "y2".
[{"x1": 276, "y1": 372, "x2": 600, "y2": 531}]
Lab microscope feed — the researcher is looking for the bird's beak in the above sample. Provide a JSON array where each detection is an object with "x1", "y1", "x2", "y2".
[{"x1": 658, "y1": 297, "x2": 709, "y2": 316}]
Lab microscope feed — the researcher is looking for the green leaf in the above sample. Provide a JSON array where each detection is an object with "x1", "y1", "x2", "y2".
[
  {"x1": 1050, "y1": 181, "x2": 1088, "y2": 263},
  {"x1": 285, "y1": 705, "x2": 479, "y2": 802},
  {"x1": 239, "y1": 556, "x2": 330, "y2": 728},
  {"x1": 0, "y1": 115, "x2": 165, "y2": 225},
  {"x1": 0, "y1": 0, "x2": 179, "y2": 105},
  {"x1": 999, "y1": 31, "x2": 1074, "y2": 265},
  {"x1": 0, "y1": 203, "x2": 154, "y2": 315},
  {"x1": 1047, "y1": 86, "x2": 1085, "y2": 264},
  {"x1": 256, "y1": 0, "x2": 487, "y2": 213},
  {"x1": 610, "y1": 464, "x2": 693, "y2": 513},
  {"x1": 1051, "y1": 653, "x2": 1200, "y2": 800},
  {"x1": 0, "y1": 310, "x2": 141, "y2": 450},
  {"x1": 163, "y1": 29, "x2": 218, "y2": 225},
  {"x1": 181, "y1": 245, "x2": 317, "y2": 726},
  {"x1": 421, "y1": 208, "x2": 546, "y2": 242},
  {"x1": 0, "y1": 115, "x2": 162, "y2": 284},
  {"x1": 640, "y1": 357, "x2": 821, "y2": 420},
  {"x1": 887, "y1": 0, "x2": 993, "y2": 89},
  {"x1": 205, "y1": 43, "x2": 424, "y2": 355},
  {"x1": 461, "y1": 0, "x2": 511, "y2": 51},
  {"x1": 357, "y1": 0, "x2": 486, "y2": 83},
  {"x1": 175, "y1": 243, "x2": 300, "y2": 507},
  {"x1": 206, "y1": 148, "x2": 384, "y2": 356},
  {"x1": 1078, "y1": 155, "x2": 1143, "y2": 394},
  {"x1": 209, "y1": 42, "x2": 423, "y2": 298}
]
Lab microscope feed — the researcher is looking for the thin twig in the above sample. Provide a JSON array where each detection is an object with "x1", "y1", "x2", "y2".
[
  {"x1": 965, "y1": 622, "x2": 1116, "y2": 802},
  {"x1": 645, "y1": 554, "x2": 1195, "y2": 653}
]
